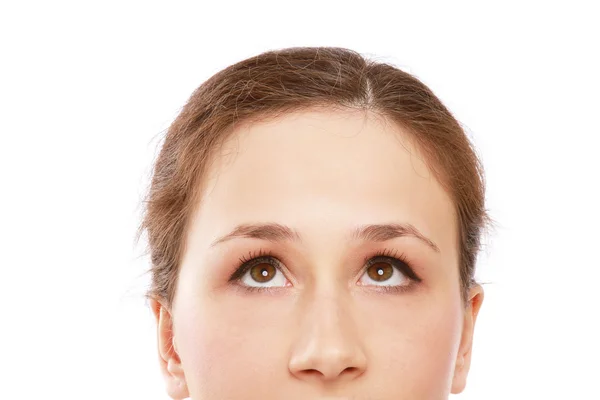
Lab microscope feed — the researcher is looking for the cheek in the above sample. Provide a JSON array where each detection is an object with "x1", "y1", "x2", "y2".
[
  {"x1": 361, "y1": 293, "x2": 463, "y2": 395},
  {"x1": 173, "y1": 292, "x2": 293, "y2": 397}
]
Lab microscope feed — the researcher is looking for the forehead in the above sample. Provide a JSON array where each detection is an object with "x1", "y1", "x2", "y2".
[{"x1": 195, "y1": 108, "x2": 457, "y2": 258}]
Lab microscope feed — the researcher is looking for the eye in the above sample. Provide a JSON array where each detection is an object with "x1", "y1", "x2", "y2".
[
  {"x1": 359, "y1": 258, "x2": 407, "y2": 286},
  {"x1": 357, "y1": 249, "x2": 421, "y2": 289},
  {"x1": 230, "y1": 249, "x2": 290, "y2": 289},
  {"x1": 240, "y1": 260, "x2": 288, "y2": 288},
  {"x1": 229, "y1": 248, "x2": 421, "y2": 293}
]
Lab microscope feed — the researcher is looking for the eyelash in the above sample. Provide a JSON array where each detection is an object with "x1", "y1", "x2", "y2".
[{"x1": 228, "y1": 247, "x2": 422, "y2": 294}]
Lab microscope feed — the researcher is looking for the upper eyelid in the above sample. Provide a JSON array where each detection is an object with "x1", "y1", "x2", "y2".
[
  {"x1": 240, "y1": 249, "x2": 401, "y2": 265},
  {"x1": 234, "y1": 251, "x2": 419, "y2": 283},
  {"x1": 363, "y1": 248, "x2": 400, "y2": 263},
  {"x1": 231, "y1": 253, "x2": 281, "y2": 279},
  {"x1": 365, "y1": 254, "x2": 421, "y2": 281}
]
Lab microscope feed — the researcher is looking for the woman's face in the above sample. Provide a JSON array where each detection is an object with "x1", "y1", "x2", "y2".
[{"x1": 153, "y1": 108, "x2": 483, "y2": 400}]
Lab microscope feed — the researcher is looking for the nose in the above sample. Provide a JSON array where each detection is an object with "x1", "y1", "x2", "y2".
[{"x1": 288, "y1": 292, "x2": 367, "y2": 383}]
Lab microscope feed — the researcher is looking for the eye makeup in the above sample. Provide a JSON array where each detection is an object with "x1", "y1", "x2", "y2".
[{"x1": 227, "y1": 247, "x2": 423, "y2": 294}]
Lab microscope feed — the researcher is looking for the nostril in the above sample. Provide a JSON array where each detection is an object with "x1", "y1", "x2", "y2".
[
  {"x1": 343, "y1": 366, "x2": 360, "y2": 376},
  {"x1": 302, "y1": 369, "x2": 324, "y2": 378}
]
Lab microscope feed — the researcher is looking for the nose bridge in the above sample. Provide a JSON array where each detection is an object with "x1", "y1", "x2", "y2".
[{"x1": 288, "y1": 285, "x2": 367, "y2": 383}]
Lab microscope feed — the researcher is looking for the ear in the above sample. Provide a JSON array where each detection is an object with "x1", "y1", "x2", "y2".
[
  {"x1": 150, "y1": 298, "x2": 190, "y2": 400},
  {"x1": 451, "y1": 284, "x2": 484, "y2": 394}
]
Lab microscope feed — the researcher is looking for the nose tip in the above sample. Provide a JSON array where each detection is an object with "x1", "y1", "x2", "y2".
[
  {"x1": 289, "y1": 347, "x2": 367, "y2": 383},
  {"x1": 288, "y1": 316, "x2": 368, "y2": 384}
]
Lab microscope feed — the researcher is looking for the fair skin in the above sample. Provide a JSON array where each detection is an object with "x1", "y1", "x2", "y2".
[{"x1": 151, "y1": 108, "x2": 484, "y2": 399}]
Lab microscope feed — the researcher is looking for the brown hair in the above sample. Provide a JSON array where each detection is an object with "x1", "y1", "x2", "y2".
[{"x1": 136, "y1": 46, "x2": 492, "y2": 310}]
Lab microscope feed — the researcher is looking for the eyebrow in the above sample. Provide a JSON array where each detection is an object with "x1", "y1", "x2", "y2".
[{"x1": 210, "y1": 222, "x2": 440, "y2": 253}]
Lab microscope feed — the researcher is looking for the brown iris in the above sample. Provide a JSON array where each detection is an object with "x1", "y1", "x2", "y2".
[
  {"x1": 367, "y1": 262, "x2": 393, "y2": 282},
  {"x1": 249, "y1": 263, "x2": 277, "y2": 283}
]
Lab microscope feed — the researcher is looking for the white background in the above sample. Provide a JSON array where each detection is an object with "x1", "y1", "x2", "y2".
[{"x1": 1, "y1": 1, "x2": 599, "y2": 399}]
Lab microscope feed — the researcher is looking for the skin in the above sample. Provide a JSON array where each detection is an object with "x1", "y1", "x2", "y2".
[{"x1": 151, "y1": 108, "x2": 484, "y2": 400}]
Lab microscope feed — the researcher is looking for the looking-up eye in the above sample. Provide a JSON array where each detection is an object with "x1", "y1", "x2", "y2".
[
  {"x1": 357, "y1": 248, "x2": 421, "y2": 291},
  {"x1": 229, "y1": 248, "x2": 421, "y2": 293},
  {"x1": 229, "y1": 249, "x2": 290, "y2": 290}
]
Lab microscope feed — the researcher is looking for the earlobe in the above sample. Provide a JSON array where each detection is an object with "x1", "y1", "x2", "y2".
[
  {"x1": 150, "y1": 299, "x2": 190, "y2": 400},
  {"x1": 451, "y1": 284, "x2": 484, "y2": 394}
]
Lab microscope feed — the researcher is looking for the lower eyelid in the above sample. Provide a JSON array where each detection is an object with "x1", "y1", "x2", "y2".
[{"x1": 232, "y1": 252, "x2": 421, "y2": 286}]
